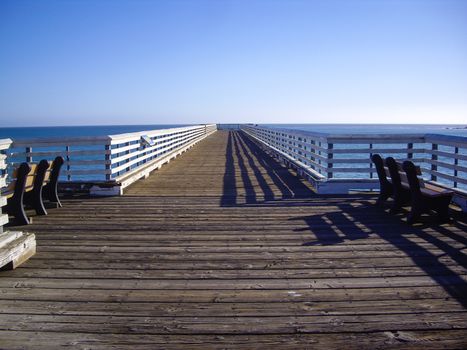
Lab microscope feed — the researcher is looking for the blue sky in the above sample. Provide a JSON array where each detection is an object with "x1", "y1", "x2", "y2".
[{"x1": 0, "y1": 0, "x2": 466, "y2": 126}]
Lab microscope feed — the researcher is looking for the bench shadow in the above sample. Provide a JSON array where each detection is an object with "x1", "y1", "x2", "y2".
[{"x1": 290, "y1": 202, "x2": 467, "y2": 307}]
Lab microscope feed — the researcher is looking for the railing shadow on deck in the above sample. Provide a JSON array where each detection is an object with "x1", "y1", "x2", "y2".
[
  {"x1": 290, "y1": 203, "x2": 467, "y2": 308},
  {"x1": 220, "y1": 130, "x2": 315, "y2": 206}
]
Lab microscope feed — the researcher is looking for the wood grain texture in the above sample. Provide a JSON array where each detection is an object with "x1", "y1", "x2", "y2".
[{"x1": 1, "y1": 130, "x2": 466, "y2": 349}]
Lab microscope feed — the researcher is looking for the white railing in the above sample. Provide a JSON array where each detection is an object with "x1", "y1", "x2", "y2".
[
  {"x1": 0, "y1": 139, "x2": 12, "y2": 233},
  {"x1": 108, "y1": 124, "x2": 217, "y2": 190},
  {"x1": 0, "y1": 138, "x2": 37, "y2": 269},
  {"x1": 424, "y1": 134, "x2": 467, "y2": 189},
  {"x1": 7, "y1": 124, "x2": 217, "y2": 194},
  {"x1": 241, "y1": 125, "x2": 467, "y2": 194}
]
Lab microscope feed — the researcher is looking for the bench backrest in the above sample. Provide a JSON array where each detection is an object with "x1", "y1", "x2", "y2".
[
  {"x1": 3, "y1": 157, "x2": 62, "y2": 197},
  {"x1": 48, "y1": 156, "x2": 64, "y2": 187},
  {"x1": 385, "y1": 157, "x2": 404, "y2": 190},
  {"x1": 3, "y1": 162, "x2": 31, "y2": 199},
  {"x1": 32, "y1": 159, "x2": 51, "y2": 193},
  {"x1": 402, "y1": 160, "x2": 423, "y2": 195},
  {"x1": 371, "y1": 154, "x2": 391, "y2": 187}
]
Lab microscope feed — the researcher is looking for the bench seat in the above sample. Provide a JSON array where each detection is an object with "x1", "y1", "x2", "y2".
[{"x1": 402, "y1": 160, "x2": 453, "y2": 224}]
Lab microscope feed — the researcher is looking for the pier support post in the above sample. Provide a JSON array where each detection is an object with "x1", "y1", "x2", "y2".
[{"x1": 0, "y1": 139, "x2": 36, "y2": 270}]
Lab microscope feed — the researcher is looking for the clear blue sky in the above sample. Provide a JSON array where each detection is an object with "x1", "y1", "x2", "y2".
[{"x1": 0, "y1": 0, "x2": 466, "y2": 126}]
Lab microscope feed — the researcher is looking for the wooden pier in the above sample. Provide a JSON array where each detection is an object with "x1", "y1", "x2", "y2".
[{"x1": 1, "y1": 130, "x2": 466, "y2": 349}]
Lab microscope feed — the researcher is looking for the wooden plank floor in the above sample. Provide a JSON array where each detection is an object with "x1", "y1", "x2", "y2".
[{"x1": 1, "y1": 130, "x2": 466, "y2": 349}]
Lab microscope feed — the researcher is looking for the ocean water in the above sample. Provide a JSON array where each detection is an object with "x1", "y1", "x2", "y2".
[
  {"x1": 263, "y1": 124, "x2": 467, "y2": 137},
  {"x1": 0, "y1": 124, "x2": 192, "y2": 140},
  {"x1": 1, "y1": 123, "x2": 466, "y2": 140}
]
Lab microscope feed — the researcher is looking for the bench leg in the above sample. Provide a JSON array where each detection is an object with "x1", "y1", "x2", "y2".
[
  {"x1": 376, "y1": 191, "x2": 391, "y2": 205},
  {"x1": 407, "y1": 203, "x2": 423, "y2": 225},
  {"x1": 7, "y1": 198, "x2": 30, "y2": 226},
  {"x1": 435, "y1": 198, "x2": 451, "y2": 223},
  {"x1": 390, "y1": 197, "x2": 403, "y2": 214},
  {"x1": 33, "y1": 189, "x2": 48, "y2": 216},
  {"x1": 44, "y1": 184, "x2": 62, "y2": 208}
]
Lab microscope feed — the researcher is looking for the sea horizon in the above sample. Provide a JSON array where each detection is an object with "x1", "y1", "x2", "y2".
[{"x1": 1, "y1": 123, "x2": 466, "y2": 140}]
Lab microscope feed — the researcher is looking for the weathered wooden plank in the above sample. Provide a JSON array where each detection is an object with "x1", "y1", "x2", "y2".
[
  {"x1": 0, "y1": 330, "x2": 466, "y2": 350},
  {"x1": 1, "y1": 275, "x2": 466, "y2": 290},
  {"x1": 0, "y1": 231, "x2": 36, "y2": 269},
  {"x1": 1, "y1": 267, "x2": 466, "y2": 281},
  {"x1": 17, "y1": 256, "x2": 465, "y2": 270},
  {"x1": 0, "y1": 313, "x2": 466, "y2": 334},
  {"x1": 0, "y1": 285, "x2": 464, "y2": 303},
  {"x1": 1, "y1": 298, "x2": 464, "y2": 317}
]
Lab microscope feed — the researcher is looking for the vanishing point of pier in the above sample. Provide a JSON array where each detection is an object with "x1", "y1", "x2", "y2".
[{"x1": 0, "y1": 129, "x2": 466, "y2": 348}]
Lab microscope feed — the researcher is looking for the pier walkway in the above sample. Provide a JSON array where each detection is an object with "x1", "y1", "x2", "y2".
[{"x1": 1, "y1": 131, "x2": 466, "y2": 349}]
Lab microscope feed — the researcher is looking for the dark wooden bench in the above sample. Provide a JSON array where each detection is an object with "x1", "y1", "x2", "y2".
[
  {"x1": 372, "y1": 154, "x2": 454, "y2": 224},
  {"x1": 371, "y1": 154, "x2": 393, "y2": 204},
  {"x1": 2, "y1": 162, "x2": 31, "y2": 225},
  {"x1": 402, "y1": 160, "x2": 454, "y2": 224},
  {"x1": 41, "y1": 156, "x2": 64, "y2": 208},
  {"x1": 385, "y1": 157, "x2": 412, "y2": 213},
  {"x1": 2, "y1": 156, "x2": 64, "y2": 225}
]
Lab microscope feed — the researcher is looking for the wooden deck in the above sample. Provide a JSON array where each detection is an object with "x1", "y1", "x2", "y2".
[{"x1": 1, "y1": 130, "x2": 466, "y2": 349}]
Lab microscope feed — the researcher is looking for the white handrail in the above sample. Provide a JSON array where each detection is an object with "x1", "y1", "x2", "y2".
[
  {"x1": 241, "y1": 124, "x2": 467, "y2": 193},
  {"x1": 0, "y1": 139, "x2": 13, "y2": 232},
  {"x1": 7, "y1": 125, "x2": 217, "y2": 186}
]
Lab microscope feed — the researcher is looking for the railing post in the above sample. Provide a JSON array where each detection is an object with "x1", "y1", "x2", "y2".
[
  {"x1": 126, "y1": 141, "x2": 131, "y2": 174},
  {"x1": 407, "y1": 142, "x2": 413, "y2": 159},
  {"x1": 369, "y1": 143, "x2": 373, "y2": 179},
  {"x1": 454, "y1": 146, "x2": 458, "y2": 188},
  {"x1": 65, "y1": 145, "x2": 71, "y2": 181},
  {"x1": 431, "y1": 143, "x2": 438, "y2": 182},
  {"x1": 26, "y1": 146, "x2": 32, "y2": 163},
  {"x1": 105, "y1": 141, "x2": 112, "y2": 182},
  {"x1": 327, "y1": 143, "x2": 333, "y2": 179}
]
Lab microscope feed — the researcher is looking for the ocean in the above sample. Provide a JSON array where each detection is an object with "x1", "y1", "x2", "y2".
[
  {"x1": 0, "y1": 124, "x2": 192, "y2": 140},
  {"x1": 263, "y1": 124, "x2": 467, "y2": 137},
  {"x1": 1, "y1": 124, "x2": 466, "y2": 140}
]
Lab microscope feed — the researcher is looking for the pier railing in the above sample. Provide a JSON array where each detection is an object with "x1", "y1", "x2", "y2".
[
  {"x1": 0, "y1": 138, "x2": 36, "y2": 268},
  {"x1": 0, "y1": 139, "x2": 12, "y2": 233},
  {"x1": 7, "y1": 124, "x2": 217, "y2": 195},
  {"x1": 241, "y1": 125, "x2": 467, "y2": 196}
]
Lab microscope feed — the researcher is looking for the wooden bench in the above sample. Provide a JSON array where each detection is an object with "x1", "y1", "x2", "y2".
[
  {"x1": 372, "y1": 154, "x2": 454, "y2": 224},
  {"x1": 385, "y1": 157, "x2": 412, "y2": 213},
  {"x1": 371, "y1": 154, "x2": 393, "y2": 204},
  {"x1": 2, "y1": 156, "x2": 64, "y2": 225},
  {"x1": 41, "y1": 156, "x2": 64, "y2": 208},
  {"x1": 402, "y1": 160, "x2": 453, "y2": 224}
]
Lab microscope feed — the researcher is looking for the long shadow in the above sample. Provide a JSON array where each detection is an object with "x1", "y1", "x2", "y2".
[
  {"x1": 234, "y1": 132, "x2": 275, "y2": 201},
  {"x1": 220, "y1": 130, "x2": 316, "y2": 206},
  {"x1": 220, "y1": 132, "x2": 237, "y2": 206},
  {"x1": 231, "y1": 131, "x2": 256, "y2": 204},
  {"x1": 291, "y1": 211, "x2": 369, "y2": 245},
  {"x1": 236, "y1": 132, "x2": 293, "y2": 199},
  {"x1": 238, "y1": 131, "x2": 315, "y2": 198},
  {"x1": 290, "y1": 202, "x2": 467, "y2": 307}
]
